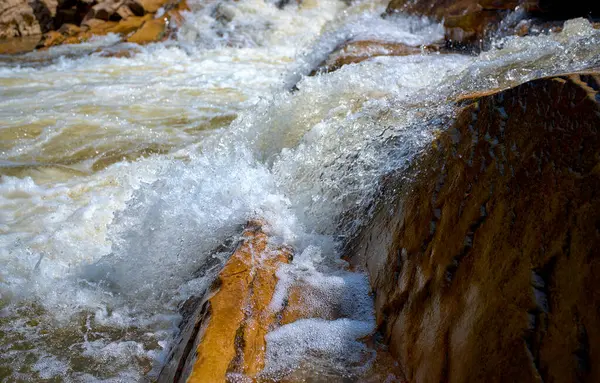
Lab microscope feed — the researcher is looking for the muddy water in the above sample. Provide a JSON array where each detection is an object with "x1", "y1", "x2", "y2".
[{"x1": 1, "y1": 0, "x2": 599, "y2": 380}]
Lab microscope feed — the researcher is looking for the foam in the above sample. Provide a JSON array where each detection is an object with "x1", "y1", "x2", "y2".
[{"x1": 262, "y1": 318, "x2": 376, "y2": 378}]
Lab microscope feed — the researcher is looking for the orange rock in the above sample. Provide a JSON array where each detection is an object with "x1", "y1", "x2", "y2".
[
  {"x1": 126, "y1": 16, "x2": 166, "y2": 44},
  {"x1": 186, "y1": 221, "x2": 293, "y2": 382},
  {"x1": 0, "y1": 0, "x2": 42, "y2": 39},
  {"x1": 105, "y1": 14, "x2": 151, "y2": 35},
  {"x1": 347, "y1": 72, "x2": 600, "y2": 382},
  {"x1": 39, "y1": 30, "x2": 65, "y2": 47},
  {"x1": 57, "y1": 23, "x2": 81, "y2": 36}
]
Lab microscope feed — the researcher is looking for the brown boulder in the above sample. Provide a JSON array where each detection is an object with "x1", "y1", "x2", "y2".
[
  {"x1": 347, "y1": 72, "x2": 600, "y2": 382},
  {"x1": 0, "y1": 0, "x2": 42, "y2": 39},
  {"x1": 310, "y1": 40, "x2": 441, "y2": 75}
]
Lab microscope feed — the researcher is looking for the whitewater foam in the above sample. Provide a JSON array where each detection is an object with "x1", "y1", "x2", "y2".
[{"x1": 1, "y1": 0, "x2": 600, "y2": 380}]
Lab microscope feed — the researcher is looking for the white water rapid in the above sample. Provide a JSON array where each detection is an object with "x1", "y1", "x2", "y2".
[{"x1": 1, "y1": 0, "x2": 599, "y2": 380}]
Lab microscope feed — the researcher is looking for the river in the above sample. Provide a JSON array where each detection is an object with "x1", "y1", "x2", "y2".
[{"x1": 1, "y1": 0, "x2": 599, "y2": 381}]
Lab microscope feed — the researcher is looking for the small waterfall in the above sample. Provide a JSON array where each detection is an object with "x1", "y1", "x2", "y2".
[{"x1": 1, "y1": 0, "x2": 599, "y2": 380}]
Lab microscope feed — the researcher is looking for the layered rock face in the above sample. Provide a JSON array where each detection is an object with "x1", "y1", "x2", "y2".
[{"x1": 347, "y1": 72, "x2": 600, "y2": 382}]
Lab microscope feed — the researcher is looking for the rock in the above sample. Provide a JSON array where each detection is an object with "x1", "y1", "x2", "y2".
[
  {"x1": 126, "y1": 16, "x2": 165, "y2": 44},
  {"x1": 387, "y1": 0, "x2": 518, "y2": 47},
  {"x1": 115, "y1": 4, "x2": 135, "y2": 20},
  {"x1": 38, "y1": 29, "x2": 64, "y2": 47},
  {"x1": 29, "y1": 0, "x2": 59, "y2": 32},
  {"x1": 386, "y1": 0, "x2": 600, "y2": 48},
  {"x1": 130, "y1": 0, "x2": 168, "y2": 14},
  {"x1": 158, "y1": 221, "x2": 293, "y2": 382},
  {"x1": 83, "y1": 0, "x2": 127, "y2": 22},
  {"x1": 1, "y1": 0, "x2": 184, "y2": 53},
  {"x1": 0, "y1": 34, "x2": 41, "y2": 54},
  {"x1": 0, "y1": 0, "x2": 42, "y2": 39},
  {"x1": 187, "y1": 222, "x2": 292, "y2": 382},
  {"x1": 57, "y1": 22, "x2": 81, "y2": 36},
  {"x1": 32, "y1": 0, "x2": 187, "y2": 50},
  {"x1": 158, "y1": 220, "x2": 406, "y2": 382},
  {"x1": 310, "y1": 40, "x2": 441, "y2": 75},
  {"x1": 346, "y1": 72, "x2": 600, "y2": 382}
]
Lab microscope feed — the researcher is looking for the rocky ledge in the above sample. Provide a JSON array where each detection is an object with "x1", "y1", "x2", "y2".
[
  {"x1": 347, "y1": 71, "x2": 600, "y2": 382},
  {"x1": 159, "y1": 222, "x2": 404, "y2": 382},
  {"x1": 0, "y1": 0, "x2": 188, "y2": 54}
]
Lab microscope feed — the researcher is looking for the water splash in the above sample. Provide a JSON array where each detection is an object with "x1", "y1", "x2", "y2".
[{"x1": 1, "y1": 0, "x2": 600, "y2": 380}]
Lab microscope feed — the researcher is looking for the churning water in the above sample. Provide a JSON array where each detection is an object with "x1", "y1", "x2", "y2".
[{"x1": 1, "y1": 0, "x2": 599, "y2": 380}]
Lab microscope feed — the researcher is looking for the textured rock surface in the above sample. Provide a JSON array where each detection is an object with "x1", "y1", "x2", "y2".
[
  {"x1": 158, "y1": 222, "x2": 293, "y2": 382},
  {"x1": 347, "y1": 72, "x2": 600, "y2": 382},
  {"x1": 386, "y1": 0, "x2": 600, "y2": 47},
  {"x1": 159, "y1": 221, "x2": 406, "y2": 382},
  {"x1": 187, "y1": 222, "x2": 292, "y2": 382},
  {"x1": 310, "y1": 40, "x2": 441, "y2": 75},
  {"x1": 0, "y1": 0, "x2": 42, "y2": 39},
  {"x1": 0, "y1": 0, "x2": 187, "y2": 53}
]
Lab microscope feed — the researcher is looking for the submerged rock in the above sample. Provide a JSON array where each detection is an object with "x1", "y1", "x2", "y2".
[
  {"x1": 310, "y1": 40, "x2": 442, "y2": 75},
  {"x1": 347, "y1": 72, "x2": 600, "y2": 382}
]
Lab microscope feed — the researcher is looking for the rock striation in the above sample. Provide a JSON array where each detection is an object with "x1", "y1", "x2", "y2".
[
  {"x1": 347, "y1": 72, "x2": 600, "y2": 382},
  {"x1": 158, "y1": 222, "x2": 294, "y2": 382}
]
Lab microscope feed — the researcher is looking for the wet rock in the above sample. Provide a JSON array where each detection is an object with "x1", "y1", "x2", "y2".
[
  {"x1": 158, "y1": 221, "x2": 293, "y2": 382},
  {"x1": 386, "y1": 0, "x2": 516, "y2": 47},
  {"x1": 1, "y1": 0, "x2": 188, "y2": 53},
  {"x1": 386, "y1": 0, "x2": 599, "y2": 48},
  {"x1": 158, "y1": 221, "x2": 405, "y2": 382},
  {"x1": 311, "y1": 40, "x2": 442, "y2": 75},
  {"x1": 346, "y1": 71, "x2": 600, "y2": 382}
]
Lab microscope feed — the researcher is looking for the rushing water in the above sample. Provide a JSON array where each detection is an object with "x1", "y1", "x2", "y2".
[{"x1": 1, "y1": 0, "x2": 600, "y2": 380}]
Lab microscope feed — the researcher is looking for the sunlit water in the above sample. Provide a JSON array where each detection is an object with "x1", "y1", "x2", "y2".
[{"x1": 1, "y1": 0, "x2": 599, "y2": 380}]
